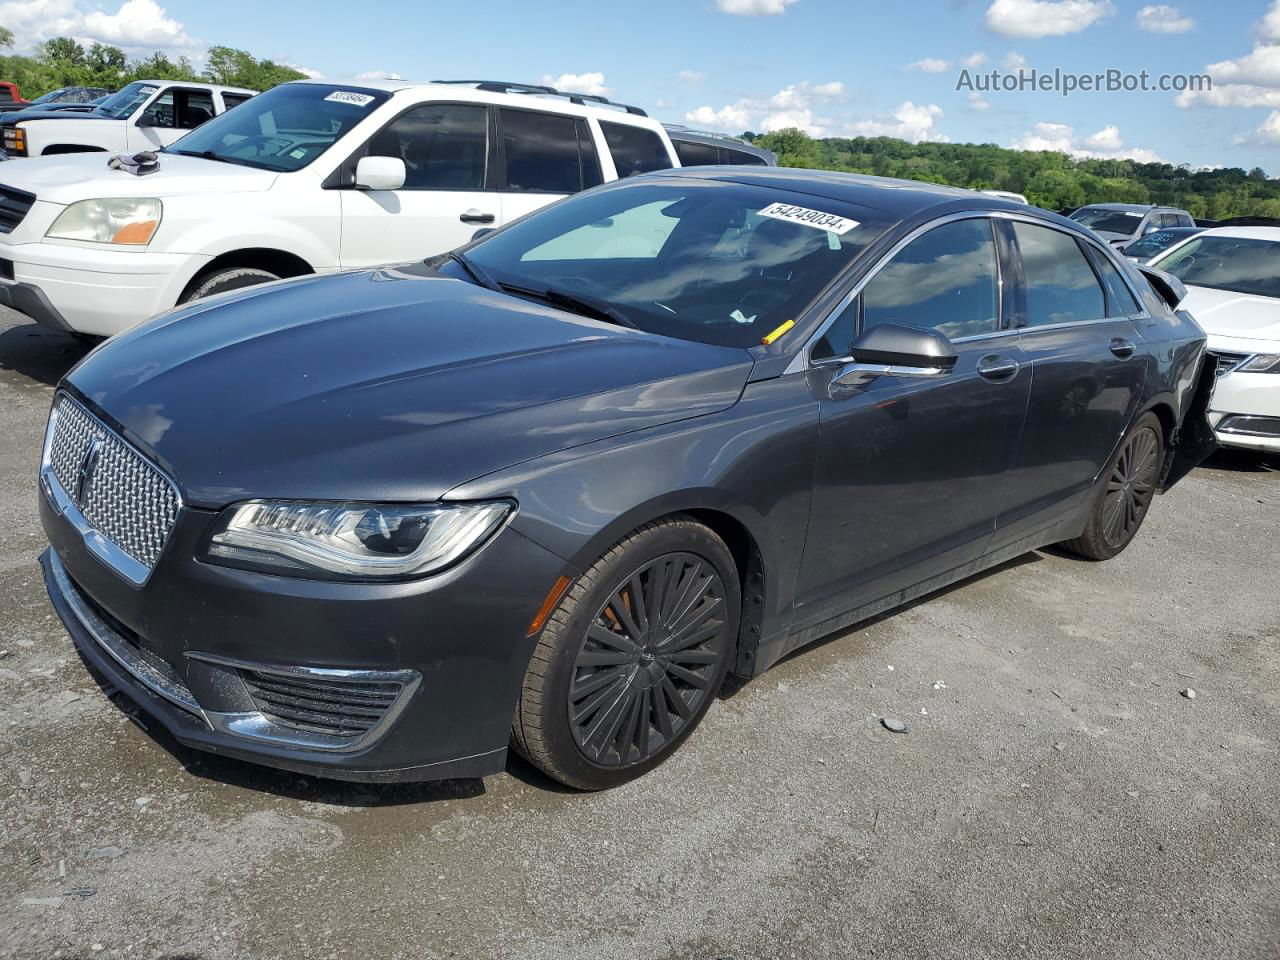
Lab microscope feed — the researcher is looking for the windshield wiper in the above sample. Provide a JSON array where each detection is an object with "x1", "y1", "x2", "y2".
[
  {"x1": 445, "y1": 251, "x2": 501, "y2": 291},
  {"x1": 166, "y1": 149, "x2": 270, "y2": 170},
  {"x1": 502, "y1": 283, "x2": 641, "y2": 330}
]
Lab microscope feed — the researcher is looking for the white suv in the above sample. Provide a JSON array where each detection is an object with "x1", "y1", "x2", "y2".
[
  {"x1": 0, "y1": 79, "x2": 679, "y2": 337},
  {"x1": 1, "y1": 80, "x2": 256, "y2": 158}
]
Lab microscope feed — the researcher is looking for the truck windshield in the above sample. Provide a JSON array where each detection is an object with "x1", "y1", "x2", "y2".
[
  {"x1": 94, "y1": 82, "x2": 160, "y2": 120},
  {"x1": 164, "y1": 83, "x2": 391, "y2": 173}
]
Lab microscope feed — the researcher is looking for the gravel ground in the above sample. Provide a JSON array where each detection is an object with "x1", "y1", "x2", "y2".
[{"x1": 1, "y1": 311, "x2": 1277, "y2": 960}]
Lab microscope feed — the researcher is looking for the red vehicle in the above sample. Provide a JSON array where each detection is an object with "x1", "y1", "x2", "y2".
[{"x1": 0, "y1": 82, "x2": 31, "y2": 114}]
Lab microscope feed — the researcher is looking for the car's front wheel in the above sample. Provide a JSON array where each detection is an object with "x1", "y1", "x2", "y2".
[
  {"x1": 511, "y1": 516, "x2": 740, "y2": 790},
  {"x1": 1060, "y1": 411, "x2": 1164, "y2": 560},
  {"x1": 180, "y1": 266, "x2": 281, "y2": 304}
]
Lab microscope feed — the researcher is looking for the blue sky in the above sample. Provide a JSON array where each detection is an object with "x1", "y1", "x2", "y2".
[{"x1": 6, "y1": 0, "x2": 1280, "y2": 170}]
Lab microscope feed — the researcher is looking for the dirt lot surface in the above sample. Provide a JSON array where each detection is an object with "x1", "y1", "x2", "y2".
[{"x1": 1, "y1": 312, "x2": 1277, "y2": 960}]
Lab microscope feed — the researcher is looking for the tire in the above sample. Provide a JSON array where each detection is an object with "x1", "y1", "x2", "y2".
[
  {"x1": 180, "y1": 267, "x2": 280, "y2": 304},
  {"x1": 511, "y1": 516, "x2": 741, "y2": 790},
  {"x1": 1059, "y1": 412, "x2": 1164, "y2": 561}
]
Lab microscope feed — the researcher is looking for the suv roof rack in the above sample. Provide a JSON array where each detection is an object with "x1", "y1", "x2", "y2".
[{"x1": 431, "y1": 80, "x2": 648, "y2": 117}]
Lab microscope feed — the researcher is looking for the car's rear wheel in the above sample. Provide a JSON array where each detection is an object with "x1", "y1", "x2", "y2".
[
  {"x1": 511, "y1": 517, "x2": 740, "y2": 790},
  {"x1": 1060, "y1": 412, "x2": 1164, "y2": 560},
  {"x1": 180, "y1": 266, "x2": 280, "y2": 304}
]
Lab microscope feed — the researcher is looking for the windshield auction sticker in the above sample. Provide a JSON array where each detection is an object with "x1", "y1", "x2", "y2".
[
  {"x1": 757, "y1": 202, "x2": 859, "y2": 235},
  {"x1": 324, "y1": 91, "x2": 376, "y2": 107}
]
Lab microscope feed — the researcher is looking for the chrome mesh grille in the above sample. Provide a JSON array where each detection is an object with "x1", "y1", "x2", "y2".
[{"x1": 46, "y1": 395, "x2": 180, "y2": 570}]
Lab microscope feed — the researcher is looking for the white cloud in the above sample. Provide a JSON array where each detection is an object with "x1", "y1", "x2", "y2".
[
  {"x1": 1004, "y1": 50, "x2": 1030, "y2": 71},
  {"x1": 0, "y1": 0, "x2": 200, "y2": 54},
  {"x1": 1258, "y1": 1, "x2": 1280, "y2": 43},
  {"x1": 851, "y1": 101, "x2": 948, "y2": 143},
  {"x1": 677, "y1": 70, "x2": 705, "y2": 84},
  {"x1": 654, "y1": 98, "x2": 673, "y2": 109},
  {"x1": 715, "y1": 0, "x2": 798, "y2": 14},
  {"x1": 963, "y1": 52, "x2": 990, "y2": 68},
  {"x1": 1177, "y1": 83, "x2": 1280, "y2": 109},
  {"x1": 907, "y1": 58, "x2": 951, "y2": 73},
  {"x1": 984, "y1": 0, "x2": 1113, "y2": 38},
  {"x1": 810, "y1": 81, "x2": 845, "y2": 97},
  {"x1": 355, "y1": 70, "x2": 402, "y2": 81},
  {"x1": 967, "y1": 91, "x2": 991, "y2": 111},
  {"x1": 685, "y1": 103, "x2": 752, "y2": 131},
  {"x1": 1251, "y1": 110, "x2": 1280, "y2": 143},
  {"x1": 1202, "y1": 44, "x2": 1280, "y2": 88},
  {"x1": 274, "y1": 55, "x2": 323, "y2": 80},
  {"x1": 762, "y1": 109, "x2": 825, "y2": 136},
  {"x1": 542, "y1": 72, "x2": 611, "y2": 96},
  {"x1": 1136, "y1": 5, "x2": 1194, "y2": 33},
  {"x1": 1012, "y1": 121, "x2": 1160, "y2": 161}
]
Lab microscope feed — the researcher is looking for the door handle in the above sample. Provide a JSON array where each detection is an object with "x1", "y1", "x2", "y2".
[
  {"x1": 976, "y1": 354, "x2": 1019, "y2": 382},
  {"x1": 1109, "y1": 338, "x2": 1136, "y2": 359},
  {"x1": 459, "y1": 209, "x2": 495, "y2": 224}
]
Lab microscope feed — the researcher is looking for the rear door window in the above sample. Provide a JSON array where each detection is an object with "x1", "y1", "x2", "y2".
[
  {"x1": 674, "y1": 140, "x2": 720, "y2": 166},
  {"x1": 601, "y1": 121, "x2": 672, "y2": 177},
  {"x1": 368, "y1": 103, "x2": 488, "y2": 190},
  {"x1": 722, "y1": 146, "x2": 767, "y2": 165},
  {"x1": 499, "y1": 108, "x2": 585, "y2": 194},
  {"x1": 1013, "y1": 222, "x2": 1106, "y2": 325}
]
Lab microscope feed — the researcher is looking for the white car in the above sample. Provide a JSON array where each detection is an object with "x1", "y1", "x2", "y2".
[
  {"x1": 0, "y1": 80, "x2": 256, "y2": 158},
  {"x1": 0, "y1": 79, "x2": 679, "y2": 337},
  {"x1": 1150, "y1": 226, "x2": 1280, "y2": 454}
]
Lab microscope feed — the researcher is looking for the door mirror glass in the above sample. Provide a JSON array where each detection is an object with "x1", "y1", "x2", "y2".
[
  {"x1": 850, "y1": 322, "x2": 958, "y2": 370},
  {"x1": 354, "y1": 155, "x2": 406, "y2": 191}
]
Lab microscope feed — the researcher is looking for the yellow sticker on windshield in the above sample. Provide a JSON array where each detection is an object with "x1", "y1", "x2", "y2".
[{"x1": 758, "y1": 202, "x2": 860, "y2": 235}]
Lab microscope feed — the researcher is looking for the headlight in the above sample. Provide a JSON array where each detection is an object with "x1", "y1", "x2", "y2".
[
  {"x1": 46, "y1": 198, "x2": 162, "y2": 245},
  {"x1": 1238, "y1": 354, "x2": 1280, "y2": 373},
  {"x1": 203, "y1": 499, "x2": 513, "y2": 580}
]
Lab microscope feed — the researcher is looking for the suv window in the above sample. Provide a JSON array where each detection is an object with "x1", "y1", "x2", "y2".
[
  {"x1": 1013, "y1": 222, "x2": 1106, "y2": 325},
  {"x1": 222, "y1": 93, "x2": 252, "y2": 111},
  {"x1": 499, "y1": 108, "x2": 591, "y2": 194},
  {"x1": 601, "y1": 121, "x2": 671, "y2": 178},
  {"x1": 369, "y1": 103, "x2": 488, "y2": 191},
  {"x1": 815, "y1": 218, "x2": 1000, "y2": 359},
  {"x1": 674, "y1": 141, "x2": 720, "y2": 166},
  {"x1": 722, "y1": 146, "x2": 767, "y2": 166}
]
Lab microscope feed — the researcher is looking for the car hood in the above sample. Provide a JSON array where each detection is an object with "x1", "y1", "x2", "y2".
[
  {"x1": 66, "y1": 270, "x2": 754, "y2": 507},
  {"x1": 0, "y1": 151, "x2": 278, "y2": 201},
  {"x1": 1, "y1": 107, "x2": 103, "y2": 124},
  {"x1": 1181, "y1": 284, "x2": 1280, "y2": 345}
]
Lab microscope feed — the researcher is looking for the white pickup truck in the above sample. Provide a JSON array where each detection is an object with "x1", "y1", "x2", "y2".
[
  {"x1": 0, "y1": 79, "x2": 680, "y2": 337},
  {"x1": 0, "y1": 80, "x2": 256, "y2": 158}
]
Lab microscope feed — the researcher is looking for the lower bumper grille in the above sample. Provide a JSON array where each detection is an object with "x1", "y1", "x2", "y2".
[
  {"x1": 239, "y1": 669, "x2": 403, "y2": 738},
  {"x1": 1217, "y1": 414, "x2": 1280, "y2": 438}
]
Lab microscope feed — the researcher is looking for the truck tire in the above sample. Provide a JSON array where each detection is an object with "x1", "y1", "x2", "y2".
[{"x1": 180, "y1": 267, "x2": 280, "y2": 304}]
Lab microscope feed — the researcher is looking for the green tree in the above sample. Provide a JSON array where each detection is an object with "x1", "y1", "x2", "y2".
[{"x1": 203, "y1": 45, "x2": 305, "y2": 90}]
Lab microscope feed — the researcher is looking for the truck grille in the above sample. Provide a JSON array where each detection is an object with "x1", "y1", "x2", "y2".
[
  {"x1": 238, "y1": 669, "x2": 404, "y2": 738},
  {"x1": 0, "y1": 184, "x2": 35, "y2": 233},
  {"x1": 1209, "y1": 351, "x2": 1248, "y2": 377},
  {"x1": 45, "y1": 394, "x2": 180, "y2": 571}
]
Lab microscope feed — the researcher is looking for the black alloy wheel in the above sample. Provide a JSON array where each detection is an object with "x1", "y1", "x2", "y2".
[
  {"x1": 567, "y1": 553, "x2": 730, "y2": 767},
  {"x1": 1101, "y1": 423, "x2": 1160, "y2": 549}
]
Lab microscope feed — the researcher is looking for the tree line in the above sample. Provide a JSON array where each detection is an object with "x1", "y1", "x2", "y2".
[
  {"x1": 0, "y1": 29, "x2": 306, "y2": 98},
  {"x1": 748, "y1": 127, "x2": 1280, "y2": 220}
]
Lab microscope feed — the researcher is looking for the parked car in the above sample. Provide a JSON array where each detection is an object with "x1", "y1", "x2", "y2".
[
  {"x1": 0, "y1": 81, "x2": 30, "y2": 113},
  {"x1": 1069, "y1": 203, "x2": 1195, "y2": 246},
  {"x1": 25, "y1": 96, "x2": 108, "y2": 115},
  {"x1": 663, "y1": 124, "x2": 776, "y2": 166},
  {"x1": 0, "y1": 78, "x2": 678, "y2": 337},
  {"x1": 37, "y1": 169, "x2": 1210, "y2": 789},
  {"x1": 0, "y1": 80, "x2": 254, "y2": 158},
  {"x1": 7, "y1": 85, "x2": 111, "y2": 115},
  {"x1": 1120, "y1": 226, "x2": 1203, "y2": 262},
  {"x1": 1150, "y1": 226, "x2": 1280, "y2": 454}
]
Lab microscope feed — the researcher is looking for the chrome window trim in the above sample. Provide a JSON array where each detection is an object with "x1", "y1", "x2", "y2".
[{"x1": 790, "y1": 207, "x2": 1158, "y2": 373}]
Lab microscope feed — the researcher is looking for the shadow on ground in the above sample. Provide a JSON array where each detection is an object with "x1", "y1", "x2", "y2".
[{"x1": 0, "y1": 319, "x2": 92, "y2": 387}]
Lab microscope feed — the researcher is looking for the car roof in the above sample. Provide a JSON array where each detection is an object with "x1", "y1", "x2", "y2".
[
  {"x1": 132, "y1": 79, "x2": 257, "y2": 96},
  {"x1": 645, "y1": 166, "x2": 1043, "y2": 220},
  {"x1": 1194, "y1": 226, "x2": 1280, "y2": 241}
]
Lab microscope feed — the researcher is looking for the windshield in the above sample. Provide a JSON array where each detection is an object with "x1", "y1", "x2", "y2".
[
  {"x1": 94, "y1": 82, "x2": 159, "y2": 120},
  {"x1": 165, "y1": 83, "x2": 390, "y2": 172},
  {"x1": 31, "y1": 87, "x2": 69, "y2": 105},
  {"x1": 459, "y1": 180, "x2": 879, "y2": 348},
  {"x1": 1124, "y1": 230, "x2": 1194, "y2": 259},
  {"x1": 1070, "y1": 207, "x2": 1145, "y2": 234},
  {"x1": 1152, "y1": 235, "x2": 1280, "y2": 298}
]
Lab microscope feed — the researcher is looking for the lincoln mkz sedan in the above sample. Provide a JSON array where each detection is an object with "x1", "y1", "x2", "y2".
[{"x1": 39, "y1": 169, "x2": 1211, "y2": 790}]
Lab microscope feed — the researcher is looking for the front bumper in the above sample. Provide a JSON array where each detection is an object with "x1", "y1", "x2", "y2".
[
  {"x1": 40, "y1": 487, "x2": 571, "y2": 782},
  {"x1": 1210, "y1": 367, "x2": 1280, "y2": 453},
  {"x1": 0, "y1": 236, "x2": 206, "y2": 337}
]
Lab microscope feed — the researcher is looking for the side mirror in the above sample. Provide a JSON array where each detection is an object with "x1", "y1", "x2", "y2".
[
  {"x1": 851, "y1": 322, "x2": 958, "y2": 370},
  {"x1": 354, "y1": 156, "x2": 406, "y2": 191},
  {"x1": 830, "y1": 323, "x2": 957, "y2": 395}
]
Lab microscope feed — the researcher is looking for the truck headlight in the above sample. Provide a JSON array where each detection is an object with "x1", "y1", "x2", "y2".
[
  {"x1": 203, "y1": 500, "x2": 514, "y2": 580},
  {"x1": 1238, "y1": 354, "x2": 1280, "y2": 373},
  {"x1": 45, "y1": 198, "x2": 162, "y2": 245}
]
